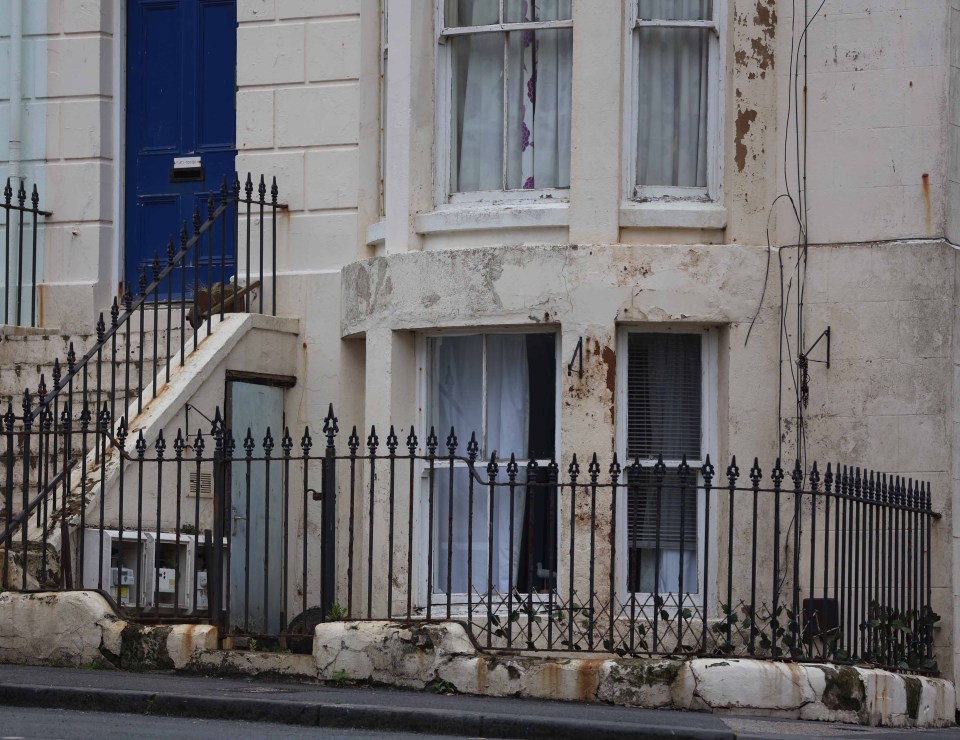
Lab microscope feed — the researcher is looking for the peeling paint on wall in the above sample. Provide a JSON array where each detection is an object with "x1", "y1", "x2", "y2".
[{"x1": 735, "y1": 109, "x2": 758, "y2": 172}]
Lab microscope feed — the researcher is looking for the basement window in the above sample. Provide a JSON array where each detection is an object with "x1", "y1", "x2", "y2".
[
  {"x1": 618, "y1": 328, "x2": 716, "y2": 597},
  {"x1": 423, "y1": 331, "x2": 558, "y2": 599}
]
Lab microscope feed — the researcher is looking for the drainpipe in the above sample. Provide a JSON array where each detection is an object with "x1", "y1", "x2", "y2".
[{"x1": 8, "y1": 0, "x2": 23, "y2": 184}]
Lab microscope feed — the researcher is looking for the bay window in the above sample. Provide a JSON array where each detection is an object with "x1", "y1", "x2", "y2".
[
  {"x1": 629, "y1": 0, "x2": 719, "y2": 199},
  {"x1": 439, "y1": 1, "x2": 573, "y2": 199},
  {"x1": 425, "y1": 332, "x2": 557, "y2": 599}
]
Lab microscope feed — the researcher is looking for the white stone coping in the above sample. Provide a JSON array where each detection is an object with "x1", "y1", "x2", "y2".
[
  {"x1": 0, "y1": 597, "x2": 953, "y2": 729},
  {"x1": 619, "y1": 201, "x2": 727, "y2": 230},
  {"x1": 311, "y1": 621, "x2": 955, "y2": 729},
  {"x1": 414, "y1": 202, "x2": 570, "y2": 235}
]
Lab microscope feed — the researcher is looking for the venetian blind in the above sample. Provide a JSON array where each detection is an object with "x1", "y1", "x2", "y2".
[{"x1": 626, "y1": 333, "x2": 702, "y2": 549}]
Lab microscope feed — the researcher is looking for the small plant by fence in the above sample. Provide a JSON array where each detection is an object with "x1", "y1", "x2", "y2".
[
  {"x1": 1, "y1": 404, "x2": 940, "y2": 675},
  {"x1": 2, "y1": 178, "x2": 51, "y2": 328}
]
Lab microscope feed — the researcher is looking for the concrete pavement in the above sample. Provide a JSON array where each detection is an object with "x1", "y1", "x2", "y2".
[{"x1": 0, "y1": 664, "x2": 955, "y2": 739}]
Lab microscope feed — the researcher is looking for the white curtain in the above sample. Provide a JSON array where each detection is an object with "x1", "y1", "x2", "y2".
[
  {"x1": 451, "y1": 0, "x2": 572, "y2": 192},
  {"x1": 639, "y1": 548, "x2": 698, "y2": 595},
  {"x1": 432, "y1": 336, "x2": 529, "y2": 596},
  {"x1": 636, "y1": 0, "x2": 710, "y2": 188}
]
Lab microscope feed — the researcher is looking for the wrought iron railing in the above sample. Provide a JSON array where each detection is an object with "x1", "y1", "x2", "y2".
[
  {"x1": 2, "y1": 178, "x2": 51, "y2": 327},
  {"x1": 0, "y1": 174, "x2": 280, "y2": 593},
  {"x1": 3, "y1": 404, "x2": 940, "y2": 676}
]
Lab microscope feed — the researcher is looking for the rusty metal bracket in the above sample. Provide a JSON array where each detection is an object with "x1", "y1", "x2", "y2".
[{"x1": 567, "y1": 337, "x2": 583, "y2": 378}]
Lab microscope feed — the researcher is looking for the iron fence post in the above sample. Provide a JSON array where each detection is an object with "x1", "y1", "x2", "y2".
[
  {"x1": 321, "y1": 405, "x2": 338, "y2": 620},
  {"x1": 211, "y1": 420, "x2": 227, "y2": 642}
]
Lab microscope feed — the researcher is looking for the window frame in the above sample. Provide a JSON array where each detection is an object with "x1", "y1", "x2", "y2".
[
  {"x1": 623, "y1": 1, "x2": 724, "y2": 203},
  {"x1": 614, "y1": 325, "x2": 718, "y2": 606},
  {"x1": 434, "y1": 0, "x2": 574, "y2": 206},
  {"x1": 415, "y1": 328, "x2": 563, "y2": 608},
  {"x1": 379, "y1": 0, "x2": 389, "y2": 217}
]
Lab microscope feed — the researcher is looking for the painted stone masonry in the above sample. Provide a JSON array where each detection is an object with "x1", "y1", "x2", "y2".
[
  {"x1": 0, "y1": 591, "x2": 954, "y2": 728},
  {"x1": 0, "y1": 0, "x2": 959, "y2": 726}
]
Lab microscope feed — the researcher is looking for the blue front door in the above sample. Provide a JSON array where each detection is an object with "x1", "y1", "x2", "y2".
[{"x1": 125, "y1": 0, "x2": 237, "y2": 297}]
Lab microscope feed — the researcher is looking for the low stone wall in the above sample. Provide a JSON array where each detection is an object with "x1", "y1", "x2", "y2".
[
  {"x1": 0, "y1": 591, "x2": 216, "y2": 670},
  {"x1": 311, "y1": 621, "x2": 955, "y2": 728},
  {"x1": 0, "y1": 594, "x2": 953, "y2": 728}
]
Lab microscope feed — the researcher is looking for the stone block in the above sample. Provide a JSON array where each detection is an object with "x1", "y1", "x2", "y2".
[
  {"x1": 239, "y1": 0, "x2": 275, "y2": 23},
  {"x1": 43, "y1": 161, "x2": 112, "y2": 223},
  {"x1": 305, "y1": 148, "x2": 359, "y2": 210},
  {"x1": 284, "y1": 212, "x2": 358, "y2": 271},
  {"x1": 61, "y1": 0, "x2": 111, "y2": 34},
  {"x1": 596, "y1": 659, "x2": 685, "y2": 708},
  {"x1": 46, "y1": 36, "x2": 111, "y2": 98},
  {"x1": 237, "y1": 89, "x2": 274, "y2": 151},
  {"x1": 0, "y1": 591, "x2": 117, "y2": 667},
  {"x1": 238, "y1": 22, "x2": 305, "y2": 86},
  {"x1": 278, "y1": 0, "x2": 358, "y2": 19},
  {"x1": 235, "y1": 151, "x2": 305, "y2": 211},
  {"x1": 166, "y1": 625, "x2": 218, "y2": 669},
  {"x1": 306, "y1": 18, "x2": 361, "y2": 82},
  {"x1": 898, "y1": 299, "x2": 952, "y2": 361},
  {"x1": 897, "y1": 415, "x2": 950, "y2": 472},
  {"x1": 276, "y1": 84, "x2": 359, "y2": 147},
  {"x1": 688, "y1": 659, "x2": 817, "y2": 711},
  {"x1": 60, "y1": 99, "x2": 110, "y2": 160}
]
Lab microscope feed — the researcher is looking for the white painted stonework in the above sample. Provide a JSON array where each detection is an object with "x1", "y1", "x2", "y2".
[
  {"x1": 1, "y1": 0, "x2": 960, "y2": 713},
  {"x1": 0, "y1": 591, "x2": 216, "y2": 669},
  {"x1": 0, "y1": 595, "x2": 953, "y2": 727}
]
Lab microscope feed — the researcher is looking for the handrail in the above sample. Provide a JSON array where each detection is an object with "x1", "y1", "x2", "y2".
[
  {"x1": 1, "y1": 172, "x2": 281, "y2": 594},
  {"x1": 0, "y1": 457, "x2": 77, "y2": 545},
  {"x1": 28, "y1": 185, "x2": 238, "y2": 420}
]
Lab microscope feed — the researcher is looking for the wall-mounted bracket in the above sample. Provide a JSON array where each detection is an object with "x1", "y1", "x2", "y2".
[
  {"x1": 798, "y1": 327, "x2": 831, "y2": 409},
  {"x1": 567, "y1": 337, "x2": 584, "y2": 378}
]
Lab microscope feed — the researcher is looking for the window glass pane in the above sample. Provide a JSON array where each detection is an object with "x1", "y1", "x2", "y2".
[
  {"x1": 486, "y1": 334, "x2": 530, "y2": 459},
  {"x1": 636, "y1": 27, "x2": 709, "y2": 188},
  {"x1": 445, "y1": 0, "x2": 499, "y2": 27},
  {"x1": 432, "y1": 466, "x2": 528, "y2": 595},
  {"x1": 504, "y1": 28, "x2": 572, "y2": 190},
  {"x1": 626, "y1": 333, "x2": 701, "y2": 460},
  {"x1": 450, "y1": 32, "x2": 505, "y2": 192},
  {"x1": 523, "y1": 333, "x2": 556, "y2": 459},
  {"x1": 432, "y1": 336, "x2": 484, "y2": 451},
  {"x1": 638, "y1": 0, "x2": 712, "y2": 21},
  {"x1": 626, "y1": 467, "x2": 698, "y2": 593},
  {"x1": 504, "y1": 0, "x2": 572, "y2": 23}
]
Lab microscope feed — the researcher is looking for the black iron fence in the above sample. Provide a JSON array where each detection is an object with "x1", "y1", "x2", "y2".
[
  {"x1": 2, "y1": 178, "x2": 51, "y2": 328},
  {"x1": 0, "y1": 174, "x2": 280, "y2": 599},
  {"x1": 2, "y1": 404, "x2": 940, "y2": 675}
]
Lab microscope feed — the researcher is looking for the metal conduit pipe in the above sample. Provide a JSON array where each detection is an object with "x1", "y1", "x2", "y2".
[{"x1": 8, "y1": 0, "x2": 23, "y2": 184}]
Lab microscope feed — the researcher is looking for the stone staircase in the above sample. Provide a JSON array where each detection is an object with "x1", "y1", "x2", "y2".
[{"x1": 0, "y1": 322, "x2": 186, "y2": 546}]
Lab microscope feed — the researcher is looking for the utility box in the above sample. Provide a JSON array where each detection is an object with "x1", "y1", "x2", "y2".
[{"x1": 82, "y1": 529, "x2": 153, "y2": 609}]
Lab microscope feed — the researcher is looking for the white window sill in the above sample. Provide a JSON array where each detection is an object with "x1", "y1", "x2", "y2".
[
  {"x1": 365, "y1": 219, "x2": 386, "y2": 247},
  {"x1": 620, "y1": 202, "x2": 727, "y2": 230},
  {"x1": 415, "y1": 202, "x2": 569, "y2": 235}
]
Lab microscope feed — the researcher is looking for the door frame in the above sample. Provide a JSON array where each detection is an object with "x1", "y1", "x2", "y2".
[
  {"x1": 114, "y1": 0, "x2": 240, "y2": 299},
  {"x1": 222, "y1": 370, "x2": 296, "y2": 632},
  {"x1": 112, "y1": 0, "x2": 127, "y2": 296}
]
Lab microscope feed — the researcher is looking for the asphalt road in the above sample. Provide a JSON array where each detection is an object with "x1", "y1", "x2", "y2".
[{"x1": 0, "y1": 706, "x2": 464, "y2": 740}]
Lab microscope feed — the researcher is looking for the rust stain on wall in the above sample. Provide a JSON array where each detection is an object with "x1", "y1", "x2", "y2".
[
  {"x1": 922, "y1": 173, "x2": 931, "y2": 234},
  {"x1": 601, "y1": 345, "x2": 616, "y2": 394},
  {"x1": 735, "y1": 109, "x2": 758, "y2": 172}
]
